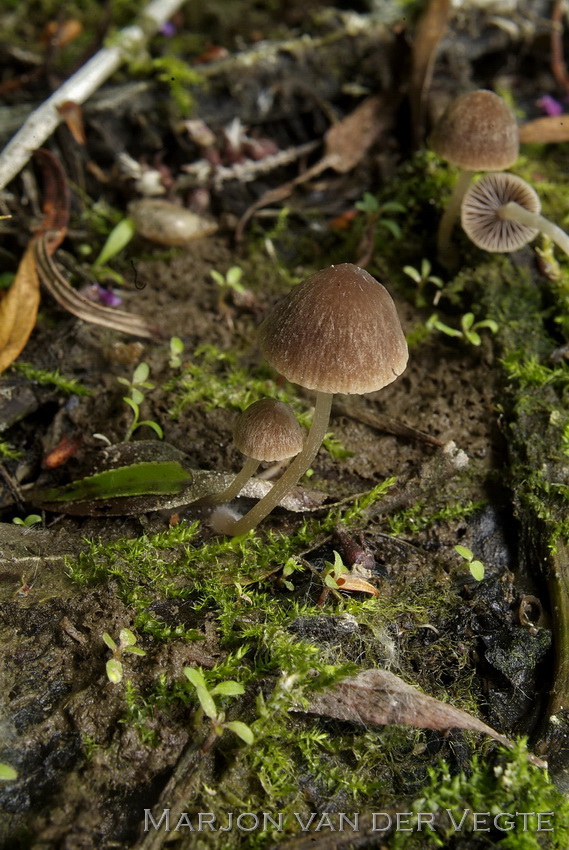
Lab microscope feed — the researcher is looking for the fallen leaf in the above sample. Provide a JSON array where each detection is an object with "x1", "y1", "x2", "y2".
[
  {"x1": 335, "y1": 574, "x2": 379, "y2": 596},
  {"x1": 56, "y1": 101, "x2": 87, "y2": 146},
  {"x1": 519, "y1": 115, "x2": 569, "y2": 144},
  {"x1": 304, "y1": 668, "x2": 547, "y2": 768},
  {"x1": 0, "y1": 243, "x2": 41, "y2": 374}
]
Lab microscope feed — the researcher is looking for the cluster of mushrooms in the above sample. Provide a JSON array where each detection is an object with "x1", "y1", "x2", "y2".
[
  {"x1": 430, "y1": 89, "x2": 569, "y2": 265},
  {"x1": 208, "y1": 89, "x2": 568, "y2": 537}
]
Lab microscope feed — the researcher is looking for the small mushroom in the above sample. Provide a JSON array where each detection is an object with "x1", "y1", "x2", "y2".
[
  {"x1": 223, "y1": 263, "x2": 408, "y2": 536},
  {"x1": 429, "y1": 90, "x2": 519, "y2": 265},
  {"x1": 209, "y1": 398, "x2": 304, "y2": 506},
  {"x1": 461, "y1": 172, "x2": 569, "y2": 257}
]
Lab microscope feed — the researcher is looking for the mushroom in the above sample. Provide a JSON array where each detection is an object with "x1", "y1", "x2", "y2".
[
  {"x1": 223, "y1": 263, "x2": 408, "y2": 536},
  {"x1": 429, "y1": 90, "x2": 519, "y2": 265},
  {"x1": 209, "y1": 398, "x2": 304, "y2": 506},
  {"x1": 461, "y1": 172, "x2": 569, "y2": 257}
]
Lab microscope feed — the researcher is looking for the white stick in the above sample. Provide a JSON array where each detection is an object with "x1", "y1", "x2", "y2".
[{"x1": 0, "y1": 0, "x2": 187, "y2": 191}]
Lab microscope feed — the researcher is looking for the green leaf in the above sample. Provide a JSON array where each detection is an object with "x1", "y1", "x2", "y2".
[
  {"x1": 32, "y1": 461, "x2": 193, "y2": 504},
  {"x1": 195, "y1": 685, "x2": 218, "y2": 719},
  {"x1": 0, "y1": 764, "x2": 18, "y2": 781},
  {"x1": 465, "y1": 330, "x2": 482, "y2": 346},
  {"x1": 380, "y1": 201, "x2": 406, "y2": 214},
  {"x1": 454, "y1": 544, "x2": 473, "y2": 561},
  {"x1": 211, "y1": 681, "x2": 244, "y2": 696},
  {"x1": 170, "y1": 337, "x2": 184, "y2": 355},
  {"x1": 475, "y1": 319, "x2": 499, "y2": 333},
  {"x1": 106, "y1": 658, "x2": 123, "y2": 684},
  {"x1": 461, "y1": 312, "x2": 475, "y2": 331},
  {"x1": 210, "y1": 270, "x2": 225, "y2": 286},
  {"x1": 123, "y1": 396, "x2": 139, "y2": 416},
  {"x1": 138, "y1": 420, "x2": 164, "y2": 439},
  {"x1": 469, "y1": 560, "x2": 485, "y2": 581},
  {"x1": 325, "y1": 573, "x2": 340, "y2": 589},
  {"x1": 226, "y1": 266, "x2": 243, "y2": 288},
  {"x1": 102, "y1": 632, "x2": 117, "y2": 651},
  {"x1": 132, "y1": 362, "x2": 150, "y2": 384},
  {"x1": 403, "y1": 266, "x2": 422, "y2": 283},
  {"x1": 93, "y1": 217, "x2": 136, "y2": 267},
  {"x1": 124, "y1": 645, "x2": 146, "y2": 656},
  {"x1": 380, "y1": 219, "x2": 402, "y2": 239},
  {"x1": 224, "y1": 720, "x2": 254, "y2": 744},
  {"x1": 119, "y1": 628, "x2": 137, "y2": 646},
  {"x1": 184, "y1": 666, "x2": 207, "y2": 689}
]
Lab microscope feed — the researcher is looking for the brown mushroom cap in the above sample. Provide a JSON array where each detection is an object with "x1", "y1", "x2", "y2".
[
  {"x1": 429, "y1": 90, "x2": 519, "y2": 171},
  {"x1": 257, "y1": 263, "x2": 408, "y2": 395},
  {"x1": 461, "y1": 172, "x2": 541, "y2": 252},
  {"x1": 233, "y1": 399, "x2": 304, "y2": 462}
]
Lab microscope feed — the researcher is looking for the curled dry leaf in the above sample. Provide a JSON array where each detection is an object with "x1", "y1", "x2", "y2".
[
  {"x1": 335, "y1": 574, "x2": 379, "y2": 596},
  {"x1": 304, "y1": 668, "x2": 547, "y2": 768},
  {"x1": 0, "y1": 243, "x2": 41, "y2": 374}
]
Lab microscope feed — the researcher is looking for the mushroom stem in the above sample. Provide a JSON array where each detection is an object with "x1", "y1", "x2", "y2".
[
  {"x1": 208, "y1": 456, "x2": 260, "y2": 506},
  {"x1": 225, "y1": 391, "x2": 333, "y2": 536},
  {"x1": 437, "y1": 169, "x2": 474, "y2": 267},
  {"x1": 499, "y1": 202, "x2": 569, "y2": 258}
]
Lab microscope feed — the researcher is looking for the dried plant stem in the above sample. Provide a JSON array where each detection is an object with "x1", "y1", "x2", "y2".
[{"x1": 0, "y1": 0, "x2": 186, "y2": 191}]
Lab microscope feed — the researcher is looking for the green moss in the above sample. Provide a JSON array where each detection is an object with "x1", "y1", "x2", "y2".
[{"x1": 11, "y1": 361, "x2": 92, "y2": 396}]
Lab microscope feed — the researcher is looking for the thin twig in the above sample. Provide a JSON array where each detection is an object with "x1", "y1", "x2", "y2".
[{"x1": 0, "y1": 0, "x2": 187, "y2": 191}]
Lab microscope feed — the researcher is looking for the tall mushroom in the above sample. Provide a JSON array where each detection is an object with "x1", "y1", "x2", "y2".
[
  {"x1": 461, "y1": 172, "x2": 569, "y2": 257},
  {"x1": 209, "y1": 398, "x2": 304, "y2": 506},
  {"x1": 223, "y1": 263, "x2": 408, "y2": 536},
  {"x1": 429, "y1": 89, "x2": 519, "y2": 266}
]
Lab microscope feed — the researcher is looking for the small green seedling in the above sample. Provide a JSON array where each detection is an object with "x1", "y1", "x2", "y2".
[
  {"x1": 183, "y1": 666, "x2": 254, "y2": 744},
  {"x1": 12, "y1": 514, "x2": 42, "y2": 528},
  {"x1": 322, "y1": 550, "x2": 349, "y2": 591},
  {"x1": 168, "y1": 336, "x2": 185, "y2": 369},
  {"x1": 355, "y1": 193, "x2": 405, "y2": 239},
  {"x1": 103, "y1": 628, "x2": 146, "y2": 684},
  {"x1": 0, "y1": 764, "x2": 17, "y2": 781},
  {"x1": 403, "y1": 258, "x2": 445, "y2": 307},
  {"x1": 93, "y1": 217, "x2": 136, "y2": 268},
  {"x1": 210, "y1": 266, "x2": 246, "y2": 295},
  {"x1": 455, "y1": 545, "x2": 485, "y2": 581},
  {"x1": 426, "y1": 312, "x2": 498, "y2": 347},
  {"x1": 117, "y1": 362, "x2": 163, "y2": 442}
]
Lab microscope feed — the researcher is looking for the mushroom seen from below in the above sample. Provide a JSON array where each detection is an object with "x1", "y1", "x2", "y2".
[
  {"x1": 429, "y1": 89, "x2": 519, "y2": 266},
  {"x1": 221, "y1": 263, "x2": 409, "y2": 537},
  {"x1": 209, "y1": 398, "x2": 304, "y2": 507},
  {"x1": 461, "y1": 172, "x2": 569, "y2": 257}
]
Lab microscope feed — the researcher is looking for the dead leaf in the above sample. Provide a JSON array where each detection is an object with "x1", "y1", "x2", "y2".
[
  {"x1": 0, "y1": 242, "x2": 41, "y2": 374},
  {"x1": 34, "y1": 149, "x2": 70, "y2": 247},
  {"x1": 519, "y1": 115, "x2": 569, "y2": 144},
  {"x1": 304, "y1": 668, "x2": 547, "y2": 768},
  {"x1": 335, "y1": 575, "x2": 379, "y2": 596},
  {"x1": 236, "y1": 95, "x2": 392, "y2": 239},
  {"x1": 56, "y1": 101, "x2": 87, "y2": 146}
]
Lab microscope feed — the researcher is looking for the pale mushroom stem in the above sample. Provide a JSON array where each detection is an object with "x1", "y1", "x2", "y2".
[
  {"x1": 225, "y1": 391, "x2": 333, "y2": 536},
  {"x1": 499, "y1": 202, "x2": 569, "y2": 258},
  {"x1": 437, "y1": 169, "x2": 474, "y2": 267},
  {"x1": 208, "y1": 456, "x2": 260, "y2": 506}
]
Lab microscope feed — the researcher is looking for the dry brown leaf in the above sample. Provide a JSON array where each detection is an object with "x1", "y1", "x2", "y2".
[
  {"x1": 335, "y1": 575, "x2": 379, "y2": 596},
  {"x1": 304, "y1": 668, "x2": 547, "y2": 768},
  {"x1": 410, "y1": 0, "x2": 451, "y2": 147},
  {"x1": 519, "y1": 115, "x2": 569, "y2": 144},
  {"x1": 0, "y1": 242, "x2": 41, "y2": 373}
]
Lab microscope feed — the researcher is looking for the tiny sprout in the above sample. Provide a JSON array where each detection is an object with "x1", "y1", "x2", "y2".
[
  {"x1": 323, "y1": 550, "x2": 350, "y2": 590},
  {"x1": 355, "y1": 193, "x2": 405, "y2": 239},
  {"x1": 169, "y1": 336, "x2": 185, "y2": 369},
  {"x1": 403, "y1": 259, "x2": 445, "y2": 307},
  {"x1": 426, "y1": 312, "x2": 498, "y2": 346},
  {"x1": 455, "y1": 544, "x2": 485, "y2": 581},
  {"x1": 117, "y1": 362, "x2": 163, "y2": 442},
  {"x1": 12, "y1": 514, "x2": 42, "y2": 528},
  {"x1": 183, "y1": 667, "x2": 254, "y2": 744},
  {"x1": 103, "y1": 628, "x2": 146, "y2": 684},
  {"x1": 210, "y1": 266, "x2": 246, "y2": 294}
]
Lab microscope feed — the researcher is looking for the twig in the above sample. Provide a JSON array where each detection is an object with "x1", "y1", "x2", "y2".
[
  {"x1": 551, "y1": 0, "x2": 569, "y2": 92},
  {"x1": 0, "y1": 0, "x2": 187, "y2": 191}
]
